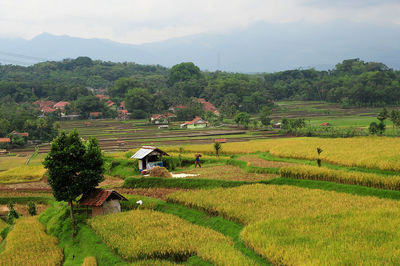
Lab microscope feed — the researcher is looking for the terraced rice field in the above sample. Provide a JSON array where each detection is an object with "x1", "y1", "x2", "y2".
[
  {"x1": 168, "y1": 184, "x2": 400, "y2": 264},
  {"x1": 185, "y1": 164, "x2": 277, "y2": 181},
  {"x1": 88, "y1": 209, "x2": 255, "y2": 265},
  {"x1": 167, "y1": 184, "x2": 400, "y2": 224},
  {"x1": 0, "y1": 217, "x2": 63, "y2": 265}
]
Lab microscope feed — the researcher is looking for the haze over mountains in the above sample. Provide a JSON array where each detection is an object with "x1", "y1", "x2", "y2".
[{"x1": 0, "y1": 21, "x2": 399, "y2": 73}]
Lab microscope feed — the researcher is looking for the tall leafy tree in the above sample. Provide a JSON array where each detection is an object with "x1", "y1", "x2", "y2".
[
  {"x1": 234, "y1": 112, "x2": 250, "y2": 129},
  {"x1": 168, "y1": 62, "x2": 202, "y2": 85},
  {"x1": 43, "y1": 130, "x2": 104, "y2": 233}
]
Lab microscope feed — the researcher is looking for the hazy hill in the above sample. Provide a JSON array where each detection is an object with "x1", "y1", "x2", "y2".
[{"x1": 0, "y1": 21, "x2": 399, "y2": 72}]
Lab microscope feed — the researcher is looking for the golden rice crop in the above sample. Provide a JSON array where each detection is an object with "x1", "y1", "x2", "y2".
[
  {"x1": 129, "y1": 259, "x2": 180, "y2": 266},
  {"x1": 0, "y1": 217, "x2": 63, "y2": 265},
  {"x1": 88, "y1": 209, "x2": 255, "y2": 265},
  {"x1": 280, "y1": 165, "x2": 400, "y2": 190},
  {"x1": 167, "y1": 184, "x2": 400, "y2": 224},
  {"x1": 0, "y1": 218, "x2": 8, "y2": 232},
  {"x1": 241, "y1": 209, "x2": 400, "y2": 265},
  {"x1": 0, "y1": 154, "x2": 45, "y2": 171},
  {"x1": 186, "y1": 164, "x2": 276, "y2": 181},
  {"x1": 163, "y1": 137, "x2": 400, "y2": 171},
  {"x1": 167, "y1": 152, "x2": 231, "y2": 160},
  {"x1": 82, "y1": 256, "x2": 97, "y2": 266},
  {"x1": 0, "y1": 165, "x2": 46, "y2": 183}
]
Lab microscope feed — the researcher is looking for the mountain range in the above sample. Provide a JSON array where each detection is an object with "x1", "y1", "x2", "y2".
[{"x1": 0, "y1": 21, "x2": 399, "y2": 73}]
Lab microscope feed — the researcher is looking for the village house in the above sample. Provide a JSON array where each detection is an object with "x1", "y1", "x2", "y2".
[
  {"x1": 131, "y1": 146, "x2": 169, "y2": 173},
  {"x1": 53, "y1": 101, "x2": 71, "y2": 111},
  {"x1": 151, "y1": 113, "x2": 176, "y2": 124},
  {"x1": 89, "y1": 112, "x2": 103, "y2": 120},
  {"x1": 118, "y1": 109, "x2": 129, "y2": 120},
  {"x1": 79, "y1": 189, "x2": 127, "y2": 217},
  {"x1": 0, "y1": 138, "x2": 11, "y2": 146},
  {"x1": 197, "y1": 98, "x2": 220, "y2": 116},
  {"x1": 181, "y1": 116, "x2": 208, "y2": 129},
  {"x1": 10, "y1": 131, "x2": 29, "y2": 138},
  {"x1": 168, "y1": 104, "x2": 187, "y2": 113},
  {"x1": 273, "y1": 122, "x2": 281, "y2": 128},
  {"x1": 106, "y1": 100, "x2": 116, "y2": 109},
  {"x1": 95, "y1": 94, "x2": 110, "y2": 101},
  {"x1": 119, "y1": 101, "x2": 126, "y2": 110}
]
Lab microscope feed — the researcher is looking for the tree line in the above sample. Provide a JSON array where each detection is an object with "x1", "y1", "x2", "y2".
[{"x1": 0, "y1": 57, "x2": 399, "y2": 121}]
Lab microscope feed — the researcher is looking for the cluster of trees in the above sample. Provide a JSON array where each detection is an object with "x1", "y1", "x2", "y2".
[
  {"x1": 265, "y1": 59, "x2": 400, "y2": 106},
  {"x1": 0, "y1": 99, "x2": 58, "y2": 147},
  {"x1": 1, "y1": 57, "x2": 399, "y2": 123}
]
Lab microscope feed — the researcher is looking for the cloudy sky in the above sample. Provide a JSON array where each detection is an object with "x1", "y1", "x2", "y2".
[{"x1": 0, "y1": 0, "x2": 399, "y2": 44}]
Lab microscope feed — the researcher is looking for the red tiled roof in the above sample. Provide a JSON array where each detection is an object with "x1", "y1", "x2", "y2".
[
  {"x1": 214, "y1": 138, "x2": 227, "y2": 143},
  {"x1": 151, "y1": 114, "x2": 164, "y2": 119},
  {"x1": 89, "y1": 112, "x2": 103, "y2": 117},
  {"x1": 320, "y1": 122, "x2": 330, "y2": 126},
  {"x1": 119, "y1": 109, "x2": 128, "y2": 114},
  {"x1": 0, "y1": 138, "x2": 11, "y2": 143},
  {"x1": 197, "y1": 98, "x2": 219, "y2": 113},
  {"x1": 53, "y1": 101, "x2": 70, "y2": 109},
  {"x1": 95, "y1": 94, "x2": 110, "y2": 101},
  {"x1": 184, "y1": 116, "x2": 207, "y2": 125},
  {"x1": 42, "y1": 107, "x2": 56, "y2": 113},
  {"x1": 165, "y1": 112, "x2": 176, "y2": 117},
  {"x1": 79, "y1": 189, "x2": 127, "y2": 207},
  {"x1": 34, "y1": 100, "x2": 56, "y2": 110},
  {"x1": 120, "y1": 101, "x2": 125, "y2": 108},
  {"x1": 11, "y1": 131, "x2": 29, "y2": 137}
]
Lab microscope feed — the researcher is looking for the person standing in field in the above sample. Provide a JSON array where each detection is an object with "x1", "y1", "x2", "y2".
[{"x1": 195, "y1": 154, "x2": 202, "y2": 168}]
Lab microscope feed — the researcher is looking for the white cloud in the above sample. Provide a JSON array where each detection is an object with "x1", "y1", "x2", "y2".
[{"x1": 0, "y1": 0, "x2": 398, "y2": 44}]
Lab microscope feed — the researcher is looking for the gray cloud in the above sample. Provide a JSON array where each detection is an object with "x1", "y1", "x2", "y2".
[{"x1": 0, "y1": 0, "x2": 398, "y2": 44}]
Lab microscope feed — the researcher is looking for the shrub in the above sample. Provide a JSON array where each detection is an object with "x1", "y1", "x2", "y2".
[
  {"x1": 28, "y1": 202, "x2": 37, "y2": 216},
  {"x1": 162, "y1": 157, "x2": 178, "y2": 171},
  {"x1": 7, "y1": 202, "x2": 19, "y2": 224}
]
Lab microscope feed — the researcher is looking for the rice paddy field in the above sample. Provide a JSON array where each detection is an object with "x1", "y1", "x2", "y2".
[
  {"x1": 4, "y1": 102, "x2": 400, "y2": 265},
  {"x1": 0, "y1": 217, "x2": 63, "y2": 265}
]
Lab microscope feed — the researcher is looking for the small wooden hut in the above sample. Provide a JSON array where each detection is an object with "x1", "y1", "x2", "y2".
[
  {"x1": 131, "y1": 146, "x2": 169, "y2": 172},
  {"x1": 79, "y1": 189, "x2": 127, "y2": 217}
]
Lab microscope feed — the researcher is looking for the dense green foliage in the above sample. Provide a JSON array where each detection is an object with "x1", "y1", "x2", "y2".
[
  {"x1": 0, "y1": 57, "x2": 399, "y2": 126},
  {"x1": 43, "y1": 130, "x2": 104, "y2": 226},
  {"x1": 39, "y1": 203, "x2": 126, "y2": 265},
  {"x1": 123, "y1": 177, "x2": 251, "y2": 189},
  {"x1": 0, "y1": 99, "x2": 58, "y2": 144}
]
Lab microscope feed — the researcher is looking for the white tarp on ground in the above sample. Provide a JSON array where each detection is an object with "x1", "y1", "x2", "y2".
[{"x1": 171, "y1": 173, "x2": 200, "y2": 178}]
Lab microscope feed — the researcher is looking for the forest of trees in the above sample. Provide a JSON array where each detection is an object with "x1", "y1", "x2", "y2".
[{"x1": 0, "y1": 57, "x2": 399, "y2": 123}]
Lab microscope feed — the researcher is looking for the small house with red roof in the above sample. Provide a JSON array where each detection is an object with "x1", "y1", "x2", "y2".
[
  {"x1": 118, "y1": 109, "x2": 129, "y2": 120},
  {"x1": 150, "y1": 113, "x2": 176, "y2": 124},
  {"x1": 181, "y1": 116, "x2": 208, "y2": 129},
  {"x1": 89, "y1": 112, "x2": 103, "y2": 120},
  {"x1": 119, "y1": 101, "x2": 126, "y2": 110},
  {"x1": 95, "y1": 94, "x2": 110, "y2": 101},
  {"x1": 79, "y1": 189, "x2": 127, "y2": 217},
  {"x1": 197, "y1": 98, "x2": 220, "y2": 116},
  {"x1": 168, "y1": 104, "x2": 187, "y2": 113},
  {"x1": 53, "y1": 101, "x2": 70, "y2": 111},
  {"x1": 10, "y1": 131, "x2": 29, "y2": 137},
  {"x1": 0, "y1": 138, "x2": 11, "y2": 144}
]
